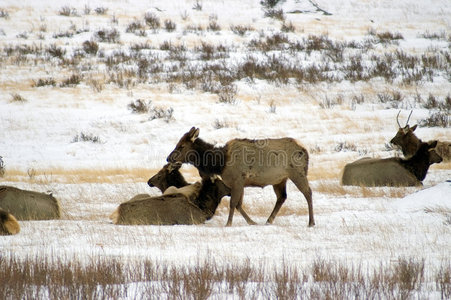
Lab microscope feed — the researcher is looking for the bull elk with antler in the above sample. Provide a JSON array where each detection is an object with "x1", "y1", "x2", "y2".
[{"x1": 390, "y1": 110, "x2": 450, "y2": 162}]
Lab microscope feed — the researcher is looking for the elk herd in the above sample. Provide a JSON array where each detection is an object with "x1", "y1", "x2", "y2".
[{"x1": 1, "y1": 111, "x2": 448, "y2": 235}]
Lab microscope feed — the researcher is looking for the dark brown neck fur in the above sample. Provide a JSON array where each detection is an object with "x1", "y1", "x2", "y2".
[
  {"x1": 189, "y1": 138, "x2": 227, "y2": 177},
  {"x1": 400, "y1": 144, "x2": 432, "y2": 181}
]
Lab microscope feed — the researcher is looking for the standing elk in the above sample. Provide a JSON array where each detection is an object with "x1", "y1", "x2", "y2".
[
  {"x1": 0, "y1": 208, "x2": 20, "y2": 235},
  {"x1": 110, "y1": 163, "x2": 231, "y2": 225},
  {"x1": 390, "y1": 111, "x2": 450, "y2": 161},
  {"x1": 0, "y1": 186, "x2": 61, "y2": 220},
  {"x1": 166, "y1": 127, "x2": 314, "y2": 227},
  {"x1": 341, "y1": 141, "x2": 442, "y2": 186}
]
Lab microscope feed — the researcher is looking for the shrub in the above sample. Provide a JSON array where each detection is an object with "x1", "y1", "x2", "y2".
[
  {"x1": 368, "y1": 28, "x2": 404, "y2": 44},
  {"x1": 58, "y1": 6, "x2": 78, "y2": 17},
  {"x1": 192, "y1": 1, "x2": 203, "y2": 11},
  {"x1": 46, "y1": 44, "x2": 66, "y2": 59},
  {"x1": 83, "y1": 4, "x2": 91, "y2": 15},
  {"x1": 144, "y1": 12, "x2": 160, "y2": 30},
  {"x1": 82, "y1": 40, "x2": 99, "y2": 55},
  {"x1": 60, "y1": 74, "x2": 82, "y2": 87},
  {"x1": 126, "y1": 20, "x2": 145, "y2": 33},
  {"x1": 94, "y1": 7, "x2": 108, "y2": 15},
  {"x1": 71, "y1": 132, "x2": 102, "y2": 143},
  {"x1": 149, "y1": 106, "x2": 174, "y2": 122},
  {"x1": 164, "y1": 19, "x2": 177, "y2": 32},
  {"x1": 0, "y1": 9, "x2": 9, "y2": 19},
  {"x1": 94, "y1": 28, "x2": 120, "y2": 43},
  {"x1": 230, "y1": 24, "x2": 253, "y2": 36},
  {"x1": 218, "y1": 84, "x2": 237, "y2": 104},
  {"x1": 33, "y1": 78, "x2": 56, "y2": 87},
  {"x1": 260, "y1": 0, "x2": 281, "y2": 9},
  {"x1": 207, "y1": 20, "x2": 221, "y2": 32},
  {"x1": 420, "y1": 112, "x2": 449, "y2": 128},
  {"x1": 281, "y1": 22, "x2": 295, "y2": 33},
  {"x1": 264, "y1": 8, "x2": 285, "y2": 21},
  {"x1": 213, "y1": 119, "x2": 231, "y2": 129},
  {"x1": 10, "y1": 93, "x2": 27, "y2": 103},
  {"x1": 128, "y1": 99, "x2": 150, "y2": 114},
  {"x1": 334, "y1": 141, "x2": 357, "y2": 152}
]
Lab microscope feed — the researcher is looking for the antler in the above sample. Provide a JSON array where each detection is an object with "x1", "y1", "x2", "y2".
[
  {"x1": 396, "y1": 110, "x2": 401, "y2": 128},
  {"x1": 405, "y1": 110, "x2": 413, "y2": 127}
]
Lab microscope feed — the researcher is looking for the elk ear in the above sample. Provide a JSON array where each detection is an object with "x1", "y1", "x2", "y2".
[
  {"x1": 190, "y1": 128, "x2": 200, "y2": 142},
  {"x1": 167, "y1": 162, "x2": 182, "y2": 172},
  {"x1": 428, "y1": 140, "x2": 438, "y2": 148},
  {"x1": 411, "y1": 124, "x2": 417, "y2": 132}
]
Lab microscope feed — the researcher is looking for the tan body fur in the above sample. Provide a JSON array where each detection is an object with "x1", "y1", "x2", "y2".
[
  {"x1": 0, "y1": 186, "x2": 61, "y2": 220},
  {"x1": 110, "y1": 182, "x2": 208, "y2": 225},
  {"x1": 0, "y1": 208, "x2": 20, "y2": 235},
  {"x1": 167, "y1": 128, "x2": 314, "y2": 227},
  {"x1": 342, "y1": 157, "x2": 421, "y2": 186},
  {"x1": 342, "y1": 141, "x2": 442, "y2": 187}
]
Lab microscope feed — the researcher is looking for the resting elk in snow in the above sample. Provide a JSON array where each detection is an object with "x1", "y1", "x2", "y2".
[
  {"x1": 341, "y1": 141, "x2": 442, "y2": 187},
  {"x1": 0, "y1": 186, "x2": 61, "y2": 220},
  {"x1": 0, "y1": 208, "x2": 20, "y2": 235},
  {"x1": 148, "y1": 162, "x2": 231, "y2": 216},
  {"x1": 390, "y1": 110, "x2": 450, "y2": 162},
  {"x1": 110, "y1": 163, "x2": 230, "y2": 225},
  {"x1": 167, "y1": 127, "x2": 314, "y2": 227},
  {"x1": 147, "y1": 162, "x2": 188, "y2": 192}
]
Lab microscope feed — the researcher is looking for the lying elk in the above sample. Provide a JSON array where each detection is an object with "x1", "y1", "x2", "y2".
[
  {"x1": 341, "y1": 141, "x2": 442, "y2": 186},
  {"x1": 167, "y1": 127, "x2": 314, "y2": 227},
  {"x1": 391, "y1": 110, "x2": 450, "y2": 161},
  {"x1": 147, "y1": 162, "x2": 188, "y2": 192},
  {"x1": 0, "y1": 186, "x2": 61, "y2": 220},
  {"x1": 0, "y1": 208, "x2": 20, "y2": 235},
  {"x1": 148, "y1": 162, "x2": 231, "y2": 216},
  {"x1": 111, "y1": 164, "x2": 230, "y2": 225}
]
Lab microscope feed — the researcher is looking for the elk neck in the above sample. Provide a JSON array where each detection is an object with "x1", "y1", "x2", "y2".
[
  {"x1": 191, "y1": 138, "x2": 227, "y2": 177},
  {"x1": 400, "y1": 146, "x2": 431, "y2": 181}
]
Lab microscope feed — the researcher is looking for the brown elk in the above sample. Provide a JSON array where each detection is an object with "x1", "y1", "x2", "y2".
[
  {"x1": 0, "y1": 186, "x2": 61, "y2": 220},
  {"x1": 148, "y1": 162, "x2": 231, "y2": 217},
  {"x1": 147, "y1": 162, "x2": 188, "y2": 191},
  {"x1": 341, "y1": 141, "x2": 442, "y2": 186},
  {"x1": 0, "y1": 208, "x2": 20, "y2": 235},
  {"x1": 167, "y1": 127, "x2": 314, "y2": 227},
  {"x1": 390, "y1": 111, "x2": 450, "y2": 161},
  {"x1": 110, "y1": 175, "x2": 230, "y2": 225}
]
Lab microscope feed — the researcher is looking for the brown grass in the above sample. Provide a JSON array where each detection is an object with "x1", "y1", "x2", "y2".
[
  {"x1": 2, "y1": 167, "x2": 156, "y2": 184},
  {"x1": 315, "y1": 180, "x2": 417, "y2": 198},
  {"x1": 0, "y1": 252, "x2": 448, "y2": 299}
]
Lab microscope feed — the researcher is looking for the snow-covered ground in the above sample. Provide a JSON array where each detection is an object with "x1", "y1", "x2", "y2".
[{"x1": 0, "y1": 0, "x2": 450, "y2": 297}]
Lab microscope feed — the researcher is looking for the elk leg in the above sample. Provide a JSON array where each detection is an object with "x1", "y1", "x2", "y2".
[
  {"x1": 266, "y1": 179, "x2": 287, "y2": 224},
  {"x1": 237, "y1": 193, "x2": 257, "y2": 225},
  {"x1": 226, "y1": 186, "x2": 242, "y2": 226},
  {"x1": 289, "y1": 174, "x2": 315, "y2": 227},
  {"x1": 227, "y1": 186, "x2": 256, "y2": 226}
]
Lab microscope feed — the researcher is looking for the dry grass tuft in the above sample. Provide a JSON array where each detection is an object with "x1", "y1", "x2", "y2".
[
  {"x1": 315, "y1": 181, "x2": 416, "y2": 198},
  {"x1": 2, "y1": 167, "x2": 156, "y2": 184}
]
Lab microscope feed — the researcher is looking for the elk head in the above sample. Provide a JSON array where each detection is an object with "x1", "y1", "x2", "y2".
[
  {"x1": 390, "y1": 110, "x2": 421, "y2": 158},
  {"x1": 426, "y1": 141, "x2": 443, "y2": 164},
  {"x1": 167, "y1": 127, "x2": 199, "y2": 163},
  {"x1": 147, "y1": 162, "x2": 184, "y2": 192}
]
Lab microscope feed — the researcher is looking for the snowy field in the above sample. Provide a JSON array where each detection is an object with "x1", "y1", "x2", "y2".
[{"x1": 0, "y1": 0, "x2": 450, "y2": 298}]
